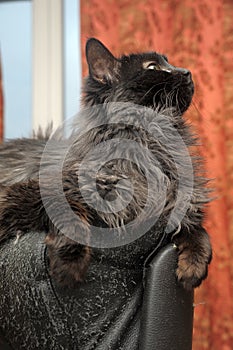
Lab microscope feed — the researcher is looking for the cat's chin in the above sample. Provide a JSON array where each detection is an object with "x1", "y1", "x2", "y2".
[
  {"x1": 176, "y1": 88, "x2": 194, "y2": 114},
  {"x1": 177, "y1": 101, "x2": 192, "y2": 114}
]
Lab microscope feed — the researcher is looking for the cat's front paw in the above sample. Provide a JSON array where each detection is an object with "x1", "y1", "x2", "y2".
[
  {"x1": 175, "y1": 228, "x2": 212, "y2": 290},
  {"x1": 45, "y1": 235, "x2": 91, "y2": 287}
]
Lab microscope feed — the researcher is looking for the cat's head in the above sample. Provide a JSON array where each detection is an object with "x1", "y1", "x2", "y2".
[{"x1": 83, "y1": 38, "x2": 194, "y2": 115}]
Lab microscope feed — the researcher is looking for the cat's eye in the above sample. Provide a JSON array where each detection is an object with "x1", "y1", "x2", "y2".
[
  {"x1": 147, "y1": 64, "x2": 159, "y2": 70},
  {"x1": 143, "y1": 62, "x2": 160, "y2": 70}
]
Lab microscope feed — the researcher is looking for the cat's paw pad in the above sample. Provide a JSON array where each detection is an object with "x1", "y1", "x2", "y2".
[{"x1": 176, "y1": 243, "x2": 212, "y2": 290}]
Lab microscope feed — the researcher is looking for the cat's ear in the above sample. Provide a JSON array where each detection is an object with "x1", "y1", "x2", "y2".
[{"x1": 86, "y1": 38, "x2": 121, "y2": 83}]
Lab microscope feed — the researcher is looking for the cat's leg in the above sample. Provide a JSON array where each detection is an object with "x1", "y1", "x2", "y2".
[
  {"x1": 173, "y1": 226, "x2": 212, "y2": 290},
  {"x1": 0, "y1": 180, "x2": 92, "y2": 287},
  {"x1": 45, "y1": 233, "x2": 91, "y2": 287},
  {"x1": 0, "y1": 180, "x2": 48, "y2": 243}
]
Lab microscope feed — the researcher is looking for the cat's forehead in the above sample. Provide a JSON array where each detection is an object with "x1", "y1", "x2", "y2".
[{"x1": 120, "y1": 52, "x2": 168, "y2": 65}]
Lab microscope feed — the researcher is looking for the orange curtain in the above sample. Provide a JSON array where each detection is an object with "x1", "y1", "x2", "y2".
[{"x1": 80, "y1": 0, "x2": 233, "y2": 349}]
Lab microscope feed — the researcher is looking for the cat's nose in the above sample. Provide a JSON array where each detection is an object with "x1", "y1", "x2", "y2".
[
  {"x1": 175, "y1": 67, "x2": 191, "y2": 76},
  {"x1": 183, "y1": 69, "x2": 192, "y2": 82},
  {"x1": 181, "y1": 68, "x2": 191, "y2": 76},
  {"x1": 163, "y1": 64, "x2": 192, "y2": 79},
  {"x1": 174, "y1": 67, "x2": 192, "y2": 81}
]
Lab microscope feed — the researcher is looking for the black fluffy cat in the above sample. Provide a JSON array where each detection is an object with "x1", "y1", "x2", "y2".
[{"x1": 0, "y1": 38, "x2": 212, "y2": 290}]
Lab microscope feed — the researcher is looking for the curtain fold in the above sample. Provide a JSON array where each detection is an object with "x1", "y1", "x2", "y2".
[{"x1": 80, "y1": 1, "x2": 233, "y2": 348}]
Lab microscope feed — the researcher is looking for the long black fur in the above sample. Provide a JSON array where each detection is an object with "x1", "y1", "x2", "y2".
[{"x1": 0, "y1": 38, "x2": 212, "y2": 289}]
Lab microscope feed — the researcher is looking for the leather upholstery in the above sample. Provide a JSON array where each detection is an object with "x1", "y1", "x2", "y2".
[
  {"x1": 140, "y1": 245, "x2": 194, "y2": 350},
  {"x1": 0, "y1": 232, "x2": 193, "y2": 349}
]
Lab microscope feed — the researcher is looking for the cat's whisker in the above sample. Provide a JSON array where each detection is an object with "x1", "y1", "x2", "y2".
[
  {"x1": 139, "y1": 83, "x2": 165, "y2": 104},
  {"x1": 152, "y1": 87, "x2": 166, "y2": 108},
  {"x1": 175, "y1": 90, "x2": 181, "y2": 114},
  {"x1": 164, "y1": 89, "x2": 173, "y2": 110}
]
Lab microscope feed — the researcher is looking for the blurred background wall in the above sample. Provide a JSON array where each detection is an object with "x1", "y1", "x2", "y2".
[{"x1": 0, "y1": 0, "x2": 233, "y2": 349}]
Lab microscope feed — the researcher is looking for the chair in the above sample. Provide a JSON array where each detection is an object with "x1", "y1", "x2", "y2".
[
  {"x1": 0, "y1": 233, "x2": 193, "y2": 349},
  {"x1": 140, "y1": 244, "x2": 193, "y2": 350}
]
